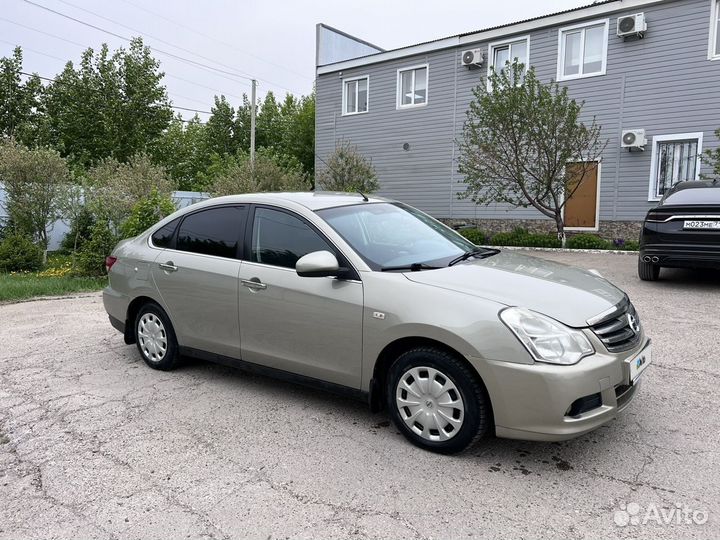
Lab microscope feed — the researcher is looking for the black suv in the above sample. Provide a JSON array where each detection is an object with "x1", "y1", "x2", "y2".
[{"x1": 639, "y1": 181, "x2": 720, "y2": 281}]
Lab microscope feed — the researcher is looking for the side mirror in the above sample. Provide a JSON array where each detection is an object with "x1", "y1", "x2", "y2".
[{"x1": 296, "y1": 250, "x2": 341, "y2": 278}]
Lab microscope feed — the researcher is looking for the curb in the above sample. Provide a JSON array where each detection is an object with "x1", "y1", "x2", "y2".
[{"x1": 491, "y1": 246, "x2": 639, "y2": 255}]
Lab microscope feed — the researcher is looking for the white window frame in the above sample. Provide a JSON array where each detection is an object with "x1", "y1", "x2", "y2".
[
  {"x1": 709, "y1": 0, "x2": 720, "y2": 60},
  {"x1": 487, "y1": 35, "x2": 531, "y2": 90},
  {"x1": 341, "y1": 75, "x2": 369, "y2": 116},
  {"x1": 556, "y1": 19, "x2": 609, "y2": 81},
  {"x1": 396, "y1": 63, "x2": 429, "y2": 110},
  {"x1": 647, "y1": 132, "x2": 704, "y2": 202},
  {"x1": 562, "y1": 161, "x2": 602, "y2": 232}
]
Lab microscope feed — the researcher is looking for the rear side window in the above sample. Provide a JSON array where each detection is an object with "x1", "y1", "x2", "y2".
[
  {"x1": 151, "y1": 218, "x2": 180, "y2": 248},
  {"x1": 176, "y1": 206, "x2": 246, "y2": 258},
  {"x1": 251, "y1": 207, "x2": 333, "y2": 268}
]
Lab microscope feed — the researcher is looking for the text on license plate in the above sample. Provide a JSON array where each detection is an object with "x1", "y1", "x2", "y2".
[
  {"x1": 683, "y1": 220, "x2": 720, "y2": 230},
  {"x1": 626, "y1": 345, "x2": 651, "y2": 384}
]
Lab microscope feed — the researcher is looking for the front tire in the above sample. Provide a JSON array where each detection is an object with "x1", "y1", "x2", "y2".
[
  {"x1": 638, "y1": 258, "x2": 660, "y2": 281},
  {"x1": 386, "y1": 347, "x2": 490, "y2": 454},
  {"x1": 134, "y1": 302, "x2": 179, "y2": 371}
]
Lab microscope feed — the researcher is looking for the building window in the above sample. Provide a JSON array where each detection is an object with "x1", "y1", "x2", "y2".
[
  {"x1": 397, "y1": 64, "x2": 428, "y2": 109},
  {"x1": 342, "y1": 76, "x2": 368, "y2": 115},
  {"x1": 648, "y1": 133, "x2": 704, "y2": 200},
  {"x1": 488, "y1": 36, "x2": 530, "y2": 85},
  {"x1": 557, "y1": 20, "x2": 609, "y2": 80},
  {"x1": 711, "y1": 0, "x2": 720, "y2": 59}
]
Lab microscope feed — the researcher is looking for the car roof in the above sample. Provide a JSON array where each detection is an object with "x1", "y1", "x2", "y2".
[
  {"x1": 667, "y1": 180, "x2": 719, "y2": 193},
  {"x1": 204, "y1": 191, "x2": 391, "y2": 211}
]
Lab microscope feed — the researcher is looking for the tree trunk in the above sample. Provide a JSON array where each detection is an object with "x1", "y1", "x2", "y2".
[{"x1": 555, "y1": 213, "x2": 566, "y2": 248}]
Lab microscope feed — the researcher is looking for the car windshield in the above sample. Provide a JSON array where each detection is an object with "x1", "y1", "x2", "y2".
[{"x1": 316, "y1": 202, "x2": 478, "y2": 270}]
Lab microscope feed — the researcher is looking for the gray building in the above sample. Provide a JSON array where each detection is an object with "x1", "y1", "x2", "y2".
[{"x1": 315, "y1": 0, "x2": 720, "y2": 239}]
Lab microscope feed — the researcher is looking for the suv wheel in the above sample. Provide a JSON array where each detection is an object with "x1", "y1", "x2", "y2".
[
  {"x1": 638, "y1": 258, "x2": 660, "y2": 281},
  {"x1": 134, "y1": 302, "x2": 179, "y2": 370},
  {"x1": 386, "y1": 347, "x2": 490, "y2": 454}
]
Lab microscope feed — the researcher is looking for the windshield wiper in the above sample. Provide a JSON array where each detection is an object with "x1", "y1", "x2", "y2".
[
  {"x1": 381, "y1": 262, "x2": 443, "y2": 272},
  {"x1": 447, "y1": 247, "x2": 500, "y2": 267}
]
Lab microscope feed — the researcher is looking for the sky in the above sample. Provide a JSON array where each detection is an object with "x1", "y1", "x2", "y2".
[{"x1": 2, "y1": 0, "x2": 586, "y2": 121}]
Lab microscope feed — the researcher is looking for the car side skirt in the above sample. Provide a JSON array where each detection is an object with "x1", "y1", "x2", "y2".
[{"x1": 179, "y1": 346, "x2": 369, "y2": 405}]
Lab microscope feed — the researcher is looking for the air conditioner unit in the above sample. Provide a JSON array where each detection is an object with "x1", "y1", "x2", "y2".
[
  {"x1": 621, "y1": 129, "x2": 647, "y2": 149},
  {"x1": 461, "y1": 49, "x2": 484, "y2": 67},
  {"x1": 617, "y1": 13, "x2": 647, "y2": 37}
]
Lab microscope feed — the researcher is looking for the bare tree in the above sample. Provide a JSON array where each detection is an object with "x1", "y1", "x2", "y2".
[{"x1": 458, "y1": 61, "x2": 606, "y2": 244}]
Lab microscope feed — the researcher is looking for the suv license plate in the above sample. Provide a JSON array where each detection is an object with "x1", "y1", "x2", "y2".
[{"x1": 683, "y1": 220, "x2": 720, "y2": 230}]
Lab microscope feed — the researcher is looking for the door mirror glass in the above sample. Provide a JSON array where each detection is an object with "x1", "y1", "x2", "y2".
[{"x1": 296, "y1": 250, "x2": 340, "y2": 278}]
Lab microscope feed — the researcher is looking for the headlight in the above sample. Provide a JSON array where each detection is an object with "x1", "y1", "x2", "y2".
[{"x1": 499, "y1": 307, "x2": 594, "y2": 365}]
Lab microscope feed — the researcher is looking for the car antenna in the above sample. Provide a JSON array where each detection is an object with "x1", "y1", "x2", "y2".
[{"x1": 357, "y1": 191, "x2": 369, "y2": 202}]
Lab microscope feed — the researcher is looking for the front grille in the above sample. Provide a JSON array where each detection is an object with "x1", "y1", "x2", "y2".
[{"x1": 590, "y1": 303, "x2": 641, "y2": 353}]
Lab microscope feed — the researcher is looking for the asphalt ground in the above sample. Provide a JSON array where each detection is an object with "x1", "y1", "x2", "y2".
[{"x1": 0, "y1": 251, "x2": 718, "y2": 539}]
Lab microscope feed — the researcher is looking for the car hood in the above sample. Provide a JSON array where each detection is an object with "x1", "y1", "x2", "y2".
[{"x1": 403, "y1": 251, "x2": 625, "y2": 327}]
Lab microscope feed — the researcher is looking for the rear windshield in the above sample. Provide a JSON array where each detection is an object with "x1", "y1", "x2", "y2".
[{"x1": 662, "y1": 187, "x2": 720, "y2": 205}]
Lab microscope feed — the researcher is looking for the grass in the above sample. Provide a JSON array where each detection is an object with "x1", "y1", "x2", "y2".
[{"x1": 0, "y1": 252, "x2": 106, "y2": 303}]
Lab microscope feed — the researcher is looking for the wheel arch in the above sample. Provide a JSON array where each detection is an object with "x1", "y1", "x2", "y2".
[
  {"x1": 369, "y1": 336, "x2": 492, "y2": 420},
  {"x1": 125, "y1": 295, "x2": 170, "y2": 344}
]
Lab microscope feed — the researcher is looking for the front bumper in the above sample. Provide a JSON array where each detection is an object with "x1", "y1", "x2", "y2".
[{"x1": 468, "y1": 336, "x2": 649, "y2": 441}]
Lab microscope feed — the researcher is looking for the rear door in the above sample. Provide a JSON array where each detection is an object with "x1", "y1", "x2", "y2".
[
  {"x1": 238, "y1": 205, "x2": 364, "y2": 388},
  {"x1": 151, "y1": 205, "x2": 247, "y2": 358}
]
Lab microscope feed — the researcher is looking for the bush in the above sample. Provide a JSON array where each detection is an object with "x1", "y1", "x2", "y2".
[
  {"x1": 120, "y1": 189, "x2": 176, "y2": 238},
  {"x1": 211, "y1": 150, "x2": 310, "y2": 196},
  {"x1": 0, "y1": 232, "x2": 44, "y2": 272},
  {"x1": 60, "y1": 207, "x2": 96, "y2": 253},
  {"x1": 490, "y1": 228, "x2": 561, "y2": 248},
  {"x1": 566, "y1": 233, "x2": 611, "y2": 250},
  {"x1": 458, "y1": 228, "x2": 486, "y2": 244},
  {"x1": 75, "y1": 221, "x2": 119, "y2": 276},
  {"x1": 622, "y1": 240, "x2": 640, "y2": 251}
]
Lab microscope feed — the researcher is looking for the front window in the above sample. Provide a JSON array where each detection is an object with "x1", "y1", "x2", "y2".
[
  {"x1": 251, "y1": 207, "x2": 334, "y2": 269},
  {"x1": 316, "y1": 203, "x2": 476, "y2": 270},
  {"x1": 397, "y1": 65, "x2": 428, "y2": 108},
  {"x1": 650, "y1": 134, "x2": 703, "y2": 200},
  {"x1": 558, "y1": 21, "x2": 608, "y2": 80},
  {"x1": 343, "y1": 76, "x2": 368, "y2": 115},
  {"x1": 489, "y1": 37, "x2": 529, "y2": 84}
]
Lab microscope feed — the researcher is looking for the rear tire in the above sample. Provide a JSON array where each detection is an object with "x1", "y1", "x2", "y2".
[
  {"x1": 638, "y1": 258, "x2": 660, "y2": 281},
  {"x1": 134, "y1": 302, "x2": 179, "y2": 371},
  {"x1": 386, "y1": 347, "x2": 490, "y2": 454}
]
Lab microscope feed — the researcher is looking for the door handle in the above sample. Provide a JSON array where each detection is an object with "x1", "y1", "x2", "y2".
[
  {"x1": 159, "y1": 261, "x2": 178, "y2": 272},
  {"x1": 241, "y1": 278, "x2": 267, "y2": 290}
]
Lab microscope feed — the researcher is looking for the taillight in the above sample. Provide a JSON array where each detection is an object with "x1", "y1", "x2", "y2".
[{"x1": 105, "y1": 256, "x2": 118, "y2": 272}]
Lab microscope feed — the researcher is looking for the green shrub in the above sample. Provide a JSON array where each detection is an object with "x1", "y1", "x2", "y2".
[
  {"x1": 458, "y1": 228, "x2": 486, "y2": 244},
  {"x1": 75, "y1": 221, "x2": 119, "y2": 276},
  {"x1": 490, "y1": 228, "x2": 561, "y2": 248},
  {"x1": 0, "y1": 232, "x2": 44, "y2": 272},
  {"x1": 120, "y1": 188, "x2": 176, "y2": 239},
  {"x1": 60, "y1": 207, "x2": 96, "y2": 253},
  {"x1": 622, "y1": 240, "x2": 640, "y2": 251},
  {"x1": 566, "y1": 233, "x2": 611, "y2": 250}
]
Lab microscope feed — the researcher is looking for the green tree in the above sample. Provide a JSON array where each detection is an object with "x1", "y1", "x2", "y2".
[
  {"x1": 150, "y1": 115, "x2": 210, "y2": 190},
  {"x1": 0, "y1": 47, "x2": 49, "y2": 146},
  {"x1": 211, "y1": 149, "x2": 309, "y2": 196},
  {"x1": 0, "y1": 141, "x2": 70, "y2": 255},
  {"x1": 44, "y1": 38, "x2": 172, "y2": 167},
  {"x1": 205, "y1": 95, "x2": 237, "y2": 156},
  {"x1": 255, "y1": 91, "x2": 283, "y2": 150},
  {"x1": 458, "y1": 61, "x2": 606, "y2": 244},
  {"x1": 702, "y1": 128, "x2": 720, "y2": 181},
  {"x1": 316, "y1": 140, "x2": 379, "y2": 193},
  {"x1": 120, "y1": 188, "x2": 176, "y2": 238},
  {"x1": 85, "y1": 153, "x2": 176, "y2": 232}
]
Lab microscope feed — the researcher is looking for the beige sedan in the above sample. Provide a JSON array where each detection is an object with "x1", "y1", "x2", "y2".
[{"x1": 103, "y1": 192, "x2": 650, "y2": 454}]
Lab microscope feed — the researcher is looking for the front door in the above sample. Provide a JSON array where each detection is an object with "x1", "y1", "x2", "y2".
[
  {"x1": 151, "y1": 205, "x2": 247, "y2": 358},
  {"x1": 238, "y1": 206, "x2": 364, "y2": 388},
  {"x1": 565, "y1": 162, "x2": 599, "y2": 229}
]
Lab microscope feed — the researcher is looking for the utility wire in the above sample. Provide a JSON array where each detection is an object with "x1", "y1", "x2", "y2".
[
  {"x1": 0, "y1": 18, "x2": 248, "y2": 101},
  {"x1": 116, "y1": 0, "x2": 313, "y2": 82},
  {"x1": 21, "y1": 0, "x2": 255, "y2": 89},
  {"x1": 17, "y1": 69, "x2": 213, "y2": 117}
]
